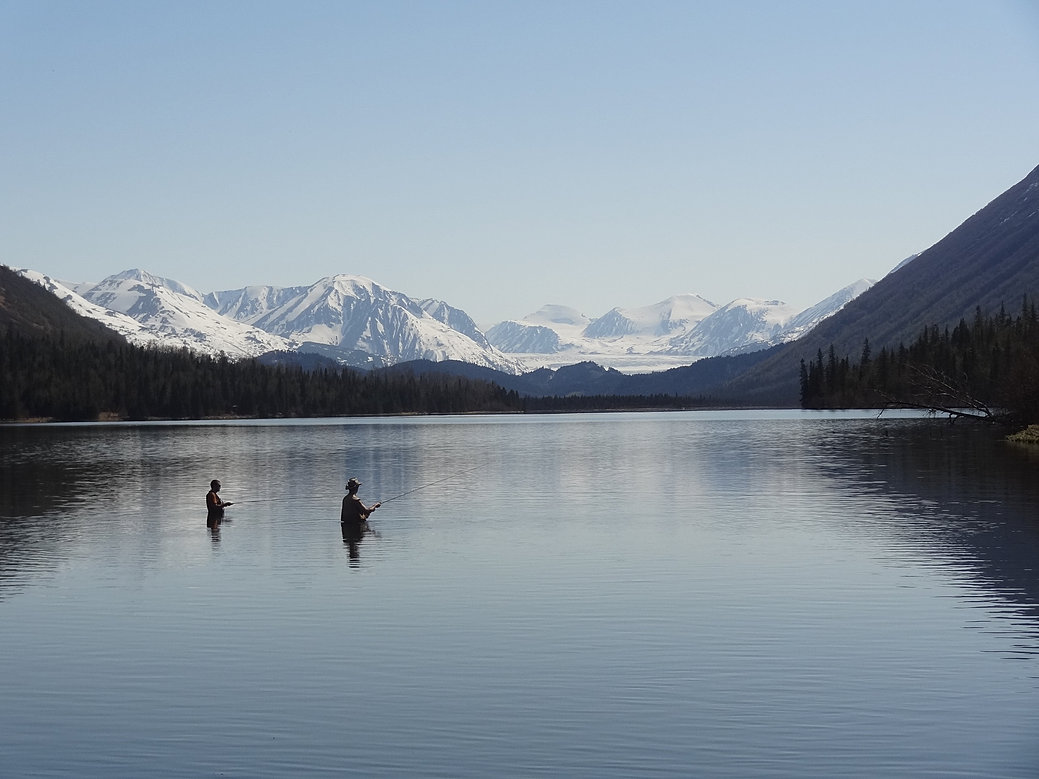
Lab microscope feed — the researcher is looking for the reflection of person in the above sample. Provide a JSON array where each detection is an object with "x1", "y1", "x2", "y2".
[
  {"x1": 341, "y1": 514, "x2": 366, "y2": 559},
  {"x1": 341, "y1": 477, "x2": 380, "y2": 524},
  {"x1": 206, "y1": 479, "x2": 234, "y2": 527}
]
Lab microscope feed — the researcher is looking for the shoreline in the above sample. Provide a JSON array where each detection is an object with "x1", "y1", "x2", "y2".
[{"x1": 1007, "y1": 424, "x2": 1039, "y2": 445}]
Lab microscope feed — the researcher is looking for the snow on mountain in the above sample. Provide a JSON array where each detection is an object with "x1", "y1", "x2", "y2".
[
  {"x1": 663, "y1": 282, "x2": 876, "y2": 357},
  {"x1": 774, "y1": 279, "x2": 876, "y2": 343},
  {"x1": 22, "y1": 267, "x2": 520, "y2": 371},
  {"x1": 204, "y1": 284, "x2": 305, "y2": 322},
  {"x1": 75, "y1": 270, "x2": 297, "y2": 358},
  {"x1": 95, "y1": 268, "x2": 207, "y2": 301},
  {"x1": 487, "y1": 302, "x2": 601, "y2": 355},
  {"x1": 488, "y1": 295, "x2": 723, "y2": 371},
  {"x1": 20, "y1": 263, "x2": 874, "y2": 376},
  {"x1": 581, "y1": 308, "x2": 641, "y2": 338},
  {"x1": 485, "y1": 320, "x2": 564, "y2": 353},
  {"x1": 209, "y1": 275, "x2": 523, "y2": 373},
  {"x1": 526, "y1": 304, "x2": 592, "y2": 329},
  {"x1": 583, "y1": 294, "x2": 718, "y2": 339},
  {"x1": 888, "y1": 254, "x2": 920, "y2": 275},
  {"x1": 664, "y1": 298, "x2": 798, "y2": 355},
  {"x1": 418, "y1": 298, "x2": 494, "y2": 349},
  {"x1": 17, "y1": 269, "x2": 159, "y2": 346},
  {"x1": 488, "y1": 283, "x2": 873, "y2": 372}
]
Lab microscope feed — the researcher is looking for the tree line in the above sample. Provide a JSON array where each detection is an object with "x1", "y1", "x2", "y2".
[
  {"x1": 800, "y1": 298, "x2": 1039, "y2": 423},
  {"x1": 0, "y1": 329, "x2": 525, "y2": 421},
  {"x1": 0, "y1": 328, "x2": 714, "y2": 421},
  {"x1": 521, "y1": 393, "x2": 709, "y2": 412}
]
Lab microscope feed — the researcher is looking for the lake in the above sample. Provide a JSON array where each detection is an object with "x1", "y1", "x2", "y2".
[{"x1": 2, "y1": 411, "x2": 1038, "y2": 777}]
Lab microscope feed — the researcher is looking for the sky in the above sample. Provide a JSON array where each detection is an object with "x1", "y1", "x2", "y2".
[{"x1": 2, "y1": 1, "x2": 1039, "y2": 326}]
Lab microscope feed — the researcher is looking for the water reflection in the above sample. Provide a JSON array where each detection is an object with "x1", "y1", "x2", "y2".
[
  {"x1": 806, "y1": 418, "x2": 1039, "y2": 655},
  {"x1": 3, "y1": 414, "x2": 1039, "y2": 777},
  {"x1": 4, "y1": 416, "x2": 1039, "y2": 610},
  {"x1": 207, "y1": 516, "x2": 230, "y2": 543},
  {"x1": 341, "y1": 519, "x2": 377, "y2": 564},
  {"x1": 0, "y1": 423, "x2": 279, "y2": 593}
]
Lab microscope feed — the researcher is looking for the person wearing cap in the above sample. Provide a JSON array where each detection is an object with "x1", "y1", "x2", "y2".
[
  {"x1": 341, "y1": 477, "x2": 380, "y2": 525},
  {"x1": 206, "y1": 479, "x2": 234, "y2": 526}
]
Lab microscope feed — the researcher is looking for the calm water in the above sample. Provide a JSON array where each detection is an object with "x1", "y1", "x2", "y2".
[{"x1": 2, "y1": 411, "x2": 1039, "y2": 777}]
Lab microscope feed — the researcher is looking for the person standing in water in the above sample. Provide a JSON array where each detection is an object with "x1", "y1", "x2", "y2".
[
  {"x1": 206, "y1": 479, "x2": 234, "y2": 526},
  {"x1": 341, "y1": 477, "x2": 380, "y2": 525}
]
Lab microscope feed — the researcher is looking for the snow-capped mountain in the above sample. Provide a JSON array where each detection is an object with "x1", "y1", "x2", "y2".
[
  {"x1": 527, "y1": 304, "x2": 593, "y2": 329},
  {"x1": 484, "y1": 320, "x2": 565, "y2": 354},
  {"x1": 418, "y1": 298, "x2": 492, "y2": 348},
  {"x1": 486, "y1": 296, "x2": 719, "y2": 355},
  {"x1": 487, "y1": 282, "x2": 875, "y2": 372},
  {"x1": 203, "y1": 284, "x2": 304, "y2": 323},
  {"x1": 19, "y1": 268, "x2": 295, "y2": 357},
  {"x1": 583, "y1": 294, "x2": 718, "y2": 339},
  {"x1": 71, "y1": 268, "x2": 205, "y2": 302},
  {"x1": 17, "y1": 264, "x2": 874, "y2": 375},
  {"x1": 663, "y1": 298, "x2": 799, "y2": 355},
  {"x1": 771, "y1": 279, "x2": 875, "y2": 344},
  {"x1": 485, "y1": 304, "x2": 593, "y2": 354},
  {"x1": 18, "y1": 268, "x2": 522, "y2": 372},
  {"x1": 72, "y1": 269, "x2": 297, "y2": 358},
  {"x1": 208, "y1": 275, "x2": 522, "y2": 372},
  {"x1": 18, "y1": 270, "x2": 159, "y2": 346}
]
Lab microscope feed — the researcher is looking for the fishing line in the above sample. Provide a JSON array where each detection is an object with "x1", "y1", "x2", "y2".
[
  {"x1": 376, "y1": 464, "x2": 483, "y2": 505},
  {"x1": 210, "y1": 465, "x2": 482, "y2": 521},
  {"x1": 226, "y1": 497, "x2": 295, "y2": 504}
]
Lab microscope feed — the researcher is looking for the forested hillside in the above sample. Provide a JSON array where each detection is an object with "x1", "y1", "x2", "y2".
[
  {"x1": 7, "y1": 153, "x2": 1038, "y2": 418},
  {"x1": 723, "y1": 163, "x2": 1039, "y2": 405},
  {"x1": 801, "y1": 299, "x2": 1039, "y2": 423},
  {"x1": 2, "y1": 265, "x2": 684, "y2": 420},
  {"x1": 0, "y1": 329, "x2": 524, "y2": 421},
  {"x1": 0, "y1": 265, "x2": 125, "y2": 343}
]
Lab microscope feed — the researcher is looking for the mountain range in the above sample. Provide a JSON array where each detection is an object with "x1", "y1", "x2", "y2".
[
  {"x1": 17, "y1": 269, "x2": 524, "y2": 373},
  {"x1": 354, "y1": 160, "x2": 1039, "y2": 404},
  {"x1": 14, "y1": 267, "x2": 873, "y2": 376},
  {"x1": 485, "y1": 279, "x2": 874, "y2": 373},
  {"x1": 8, "y1": 159, "x2": 1038, "y2": 407}
]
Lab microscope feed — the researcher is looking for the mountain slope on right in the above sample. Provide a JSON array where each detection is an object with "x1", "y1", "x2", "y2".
[{"x1": 720, "y1": 162, "x2": 1039, "y2": 406}]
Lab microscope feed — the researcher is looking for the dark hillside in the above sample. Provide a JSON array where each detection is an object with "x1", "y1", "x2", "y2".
[
  {"x1": 0, "y1": 265, "x2": 125, "y2": 344},
  {"x1": 378, "y1": 360, "x2": 633, "y2": 397},
  {"x1": 382, "y1": 350, "x2": 775, "y2": 404},
  {"x1": 725, "y1": 163, "x2": 1039, "y2": 405},
  {"x1": 622, "y1": 348, "x2": 776, "y2": 400}
]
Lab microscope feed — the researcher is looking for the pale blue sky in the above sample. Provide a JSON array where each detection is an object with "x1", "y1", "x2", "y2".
[{"x1": 2, "y1": 1, "x2": 1038, "y2": 325}]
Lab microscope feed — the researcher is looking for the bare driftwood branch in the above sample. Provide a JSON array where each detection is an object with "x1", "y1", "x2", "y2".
[{"x1": 875, "y1": 363, "x2": 1000, "y2": 421}]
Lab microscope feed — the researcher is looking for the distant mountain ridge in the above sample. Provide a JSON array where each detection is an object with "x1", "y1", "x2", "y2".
[
  {"x1": 9, "y1": 160, "x2": 1036, "y2": 408},
  {"x1": 359, "y1": 162, "x2": 1039, "y2": 405},
  {"x1": 27, "y1": 270, "x2": 521, "y2": 372},
  {"x1": 207, "y1": 274, "x2": 519, "y2": 371},
  {"x1": 16, "y1": 266, "x2": 873, "y2": 375},
  {"x1": 76, "y1": 269, "x2": 295, "y2": 357},
  {"x1": 486, "y1": 282, "x2": 874, "y2": 370}
]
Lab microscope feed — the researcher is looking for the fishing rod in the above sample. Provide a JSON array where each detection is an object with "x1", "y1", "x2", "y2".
[
  {"x1": 213, "y1": 497, "x2": 295, "y2": 507},
  {"x1": 376, "y1": 464, "x2": 483, "y2": 505},
  {"x1": 226, "y1": 497, "x2": 295, "y2": 504}
]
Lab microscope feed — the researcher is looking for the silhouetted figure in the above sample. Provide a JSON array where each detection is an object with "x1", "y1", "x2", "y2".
[
  {"x1": 341, "y1": 477, "x2": 379, "y2": 524},
  {"x1": 341, "y1": 477, "x2": 379, "y2": 559},
  {"x1": 206, "y1": 479, "x2": 234, "y2": 528}
]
